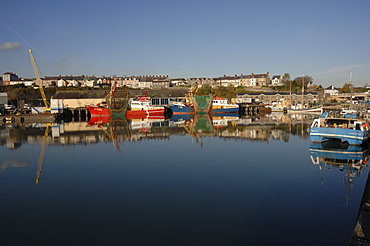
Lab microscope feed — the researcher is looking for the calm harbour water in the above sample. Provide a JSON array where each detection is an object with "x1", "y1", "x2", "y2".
[{"x1": 0, "y1": 113, "x2": 368, "y2": 246}]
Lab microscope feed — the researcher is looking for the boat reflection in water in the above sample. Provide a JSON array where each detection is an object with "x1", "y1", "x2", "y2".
[
  {"x1": 86, "y1": 116, "x2": 131, "y2": 153},
  {"x1": 309, "y1": 139, "x2": 370, "y2": 205},
  {"x1": 170, "y1": 113, "x2": 239, "y2": 146}
]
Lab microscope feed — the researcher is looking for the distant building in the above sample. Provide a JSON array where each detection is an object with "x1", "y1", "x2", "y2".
[
  {"x1": 170, "y1": 78, "x2": 187, "y2": 86},
  {"x1": 250, "y1": 72, "x2": 270, "y2": 87},
  {"x1": 238, "y1": 72, "x2": 271, "y2": 87},
  {"x1": 237, "y1": 92, "x2": 320, "y2": 106},
  {"x1": 10, "y1": 78, "x2": 34, "y2": 86},
  {"x1": 152, "y1": 77, "x2": 170, "y2": 89},
  {"x1": 324, "y1": 85, "x2": 339, "y2": 95},
  {"x1": 214, "y1": 75, "x2": 240, "y2": 87},
  {"x1": 186, "y1": 78, "x2": 201, "y2": 87},
  {"x1": 2, "y1": 72, "x2": 19, "y2": 86},
  {"x1": 307, "y1": 81, "x2": 316, "y2": 87},
  {"x1": 271, "y1": 75, "x2": 284, "y2": 86},
  {"x1": 118, "y1": 76, "x2": 140, "y2": 88}
]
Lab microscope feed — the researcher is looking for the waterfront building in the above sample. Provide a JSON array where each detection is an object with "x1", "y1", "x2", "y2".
[{"x1": 237, "y1": 92, "x2": 321, "y2": 106}]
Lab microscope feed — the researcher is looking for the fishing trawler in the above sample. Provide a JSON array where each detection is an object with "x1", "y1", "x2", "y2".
[
  {"x1": 310, "y1": 110, "x2": 370, "y2": 145},
  {"x1": 170, "y1": 85, "x2": 213, "y2": 115},
  {"x1": 125, "y1": 91, "x2": 165, "y2": 118},
  {"x1": 210, "y1": 96, "x2": 239, "y2": 114},
  {"x1": 85, "y1": 79, "x2": 129, "y2": 118}
]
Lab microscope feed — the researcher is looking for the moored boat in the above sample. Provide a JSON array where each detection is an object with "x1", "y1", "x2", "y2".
[
  {"x1": 170, "y1": 85, "x2": 213, "y2": 115},
  {"x1": 86, "y1": 79, "x2": 129, "y2": 118},
  {"x1": 310, "y1": 110, "x2": 370, "y2": 145},
  {"x1": 287, "y1": 106, "x2": 323, "y2": 114},
  {"x1": 193, "y1": 94, "x2": 213, "y2": 114},
  {"x1": 169, "y1": 102, "x2": 194, "y2": 115},
  {"x1": 125, "y1": 91, "x2": 165, "y2": 117},
  {"x1": 85, "y1": 104, "x2": 111, "y2": 117},
  {"x1": 210, "y1": 96, "x2": 239, "y2": 114}
]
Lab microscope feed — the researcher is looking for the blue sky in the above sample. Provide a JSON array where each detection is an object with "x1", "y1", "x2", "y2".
[{"x1": 1, "y1": 0, "x2": 369, "y2": 87}]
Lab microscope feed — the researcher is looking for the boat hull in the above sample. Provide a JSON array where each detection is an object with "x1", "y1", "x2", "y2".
[
  {"x1": 287, "y1": 107, "x2": 322, "y2": 114},
  {"x1": 193, "y1": 94, "x2": 213, "y2": 114},
  {"x1": 126, "y1": 108, "x2": 164, "y2": 118},
  {"x1": 86, "y1": 105, "x2": 111, "y2": 117},
  {"x1": 210, "y1": 107, "x2": 239, "y2": 114},
  {"x1": 126, "y1": 114, "x2": 165, "y2": 120},
  {"x1": 310, "y1": 127, "x2": 370, "y2": 145},
  {"x1": 170, "y1": 104, "x2": 194, "y2": 115}
]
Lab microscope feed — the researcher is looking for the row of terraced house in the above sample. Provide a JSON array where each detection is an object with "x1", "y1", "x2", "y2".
[{"x1": 1, "y1": 72, "x2": 288, "y2": 89}]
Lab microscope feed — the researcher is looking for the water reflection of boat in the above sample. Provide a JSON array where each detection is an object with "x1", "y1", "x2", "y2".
[
  {"x1": 178, "y1": 114, "x2": 213, "y2": 146},
  {"x1": 169, "y1": 114, "x2": 194, "y2": 124},
  {"x1": 86, "y1": 116, "x2": 131, "y2": 152},
  {"x1": 130, "y1": 117, "x2": 168, "y2": 130},
  {"x1": 212, "y1": 113, "x2": 239, "y2": 129},
  {"x1": 310, "y1": 141, "x2": 369, "y2": 162},
  {"x1": 87, "y1": 116, "x2": 111, "y2": 126},
  {"x1": 309, "y1": 139, "x2": 369, "y2": 205}
]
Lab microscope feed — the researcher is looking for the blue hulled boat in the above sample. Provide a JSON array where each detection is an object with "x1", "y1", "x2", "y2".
[
  {"x1": 169, "y1": 102, "x2": 194, "y2": 115},
  {"x1": 210, "y1": 97, "x2": 239, "y2": 114},
  {"x1": 310, "y1": 110, "x2": 370, "y2": 145}
]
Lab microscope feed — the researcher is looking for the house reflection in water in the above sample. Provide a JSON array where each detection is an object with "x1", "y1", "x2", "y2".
[{"x1": 0, "y1": 113, "x2": 317, "y2": 151}]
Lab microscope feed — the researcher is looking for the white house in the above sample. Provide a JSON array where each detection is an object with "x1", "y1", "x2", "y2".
[
  {"x1": 324, "y1": 85, "x2": 339, "y2": 95},
  {"x1": 271, "y1": 75, "x2": 284, "y2": 86}
]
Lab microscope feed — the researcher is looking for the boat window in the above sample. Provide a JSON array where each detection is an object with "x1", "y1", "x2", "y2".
[
  {"x1": 152, "y1": 99, "x2": 160, "y2": 105},
  {"x1": 355, "y1": 123, "x2": 361, "y2": 130}
]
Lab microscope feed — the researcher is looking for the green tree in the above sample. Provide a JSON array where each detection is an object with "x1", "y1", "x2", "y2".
[
  {"x1": 340, "y1": 83, "x2": 352, "y2": 93},
  {"x1": 197, "y1": 84, "x2": 212, "y2": 95},
  {"x1": 293, "y1": 75, "x2": 313, "y2": 88},
  {"x1": 283, "y1": 73, "x2": 291, "y2": 83}
]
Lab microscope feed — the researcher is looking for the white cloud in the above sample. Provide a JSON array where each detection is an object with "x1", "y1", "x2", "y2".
[
  {"x1": 312, "y1": 64, "x2": 369, "y2": 75},
  {"x1": 0, "y1": 41, "x2": 22, "y2": 51}
]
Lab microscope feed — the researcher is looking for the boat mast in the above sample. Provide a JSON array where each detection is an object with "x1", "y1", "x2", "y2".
[
  {"x1": 349, "y1": 72, "x2": 353, "y2": 109},
  {"x1": 289, "y1": 81, "x2": 292, "y2": 108},
  {"x1": 301, "y1": 76, "x2": 304, "y2": 108}
]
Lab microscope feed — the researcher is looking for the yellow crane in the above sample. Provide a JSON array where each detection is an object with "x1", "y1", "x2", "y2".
[{"x1": 28, "y1": 49, "x2": 50, "y2": 112}]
